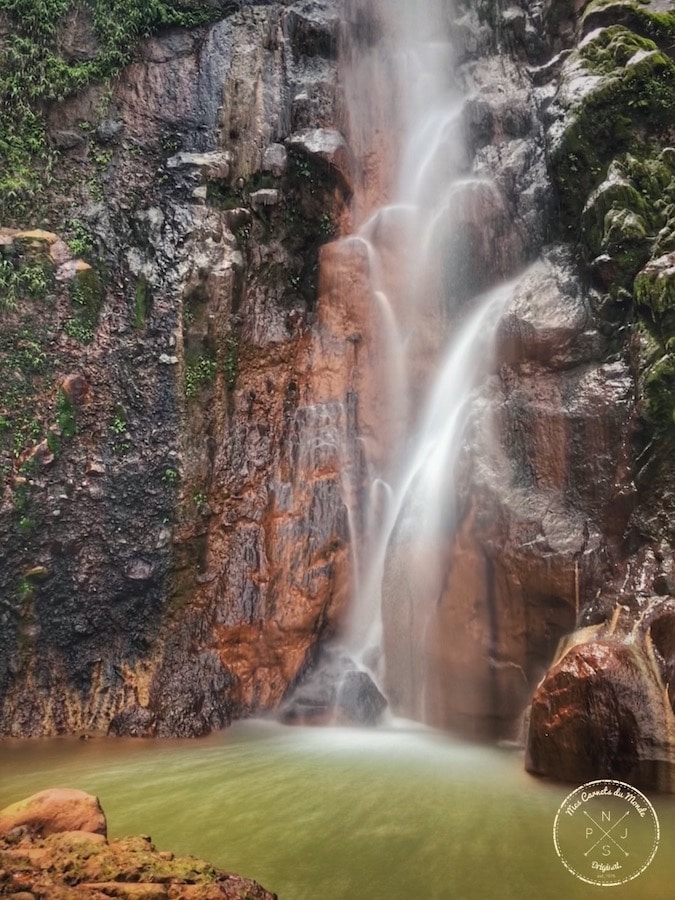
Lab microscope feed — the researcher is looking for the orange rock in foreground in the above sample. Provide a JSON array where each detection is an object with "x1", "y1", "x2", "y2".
[
  {"x1": 0, "y1": 788, "x2": 107, "y2": 838},
  {"x1": 0, "y1": 790, "x2": 276, "y2": 899}
]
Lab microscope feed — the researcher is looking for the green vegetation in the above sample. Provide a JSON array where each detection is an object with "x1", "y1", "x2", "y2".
[
  {"x1": 554, "y1": 16, "x2": 675, "y2": 438},
  {"x1": 184, "y1": 354, "x2": 217, "y2": 398},
  {"x1": 18, "y1": 515, "x2": 35, "y2": 534},
  {"x1": 109, "y1": 410, "x2": 127, "y2": 435},
  {"x1": 0, "y1": 245, "x2": 54, "y2": 464},
  {"x1": 66, "y1": 219, "x2": 95, "y2": 258},
  {"x1": 56, "y1": 388, "x2": 76, "y2": 439},
  {"x1": 0, "y1": 257, "x2": 51, "y2": 309},
  {"x1": 582, "y1": 2, "x2": 675, "y2": 47},
  {"x1": 0, "y1": 0, "x2": 227, "y2": 221},
  {"x1": 553, "y1": 26, "x2": 675, "y2": 225},
  {"x1": 17, "y1": 577, "x2": 34, "y2": 603},
  {"x1": 65, "y1": 267, "x2": 102, "y2": 343}
]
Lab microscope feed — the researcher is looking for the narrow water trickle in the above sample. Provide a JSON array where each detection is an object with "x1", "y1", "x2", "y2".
[{"x1": 336, "y1": 0, "x2": 519, "y2": 724}]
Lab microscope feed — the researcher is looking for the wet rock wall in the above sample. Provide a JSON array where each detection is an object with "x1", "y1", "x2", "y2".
[{"x1": 0, "y1": 0, "x2": 357, "y2": 737}]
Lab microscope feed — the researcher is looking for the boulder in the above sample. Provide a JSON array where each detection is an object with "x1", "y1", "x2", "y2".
[
  {"x1": 526, "y1": 639, "x2": 674, "y2": 788},
  {"x1": 0, "y1": 789, "x2": 107, "y2": 838},
  {"x1": 0, "y1": 793, "x2": 276, "y2": 899},
  {"x1": 287, "y1": 129, "x2": 353, "y2": 194},
  {"x1": 279, "y1": 648, "x2": 387, "y2": 726}
]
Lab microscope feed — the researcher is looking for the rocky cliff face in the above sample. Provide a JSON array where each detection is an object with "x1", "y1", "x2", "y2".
[
  {"x1": 1, "y1": 0, "x2": 674, "y2": 792},
  {"x1": 519, "y1": 0, "x2": 675, "y2": 789},
  {"x1": 0, "y1": 0, "x2": 356, "y2": 737}
]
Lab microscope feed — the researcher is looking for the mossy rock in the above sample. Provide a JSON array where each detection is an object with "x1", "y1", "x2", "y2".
[
  {"x1": 65, "y1": 263, "x2": 103, "y2": 342},
  {"x1": 642, "y1": 350, "x2": 675, "y2": 433},
  {"x1": 583, "y1": 1, "x2": 675, "y2": 49},
  {"x1": 581, "y1": 164, "x2": 650, "y2": 253},
  {"x1": 602, "y1": 207, "x2": 651, "y2": 286},
  {"x1": 635, "y1": 253, "x2": 675, "y2": 317},
  {"x1": 581, "y1": 153, "x2": 675, "y2": 290},
  {"x1": 552, "y1": 26, "x2": 675, "y2": 225},
  {"x1": 580, "y1": 22, "x2": 657, "y2": 75}
]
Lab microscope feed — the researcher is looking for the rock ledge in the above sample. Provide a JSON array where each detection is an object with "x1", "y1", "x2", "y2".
[{"x1": 0, "y1": 789, "x2": 276, "y2": 899}]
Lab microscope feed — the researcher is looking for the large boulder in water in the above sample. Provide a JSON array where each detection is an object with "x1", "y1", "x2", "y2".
[{"x1": 526, "y1": 635, "x2": 675, "y2": 789}]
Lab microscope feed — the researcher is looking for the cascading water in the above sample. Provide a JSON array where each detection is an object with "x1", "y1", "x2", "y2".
[{"x1": 337, "y1": 0, "x2": 520, "y2": 724}]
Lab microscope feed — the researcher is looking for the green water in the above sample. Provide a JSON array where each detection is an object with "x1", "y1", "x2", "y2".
[{"x1": 1, "y1": 721, "x2": 674, "y2": 899}]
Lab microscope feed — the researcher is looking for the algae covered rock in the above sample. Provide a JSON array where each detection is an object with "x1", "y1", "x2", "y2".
[
  {"x1": 549, "y1": 21, "x2": 675, "y2": 226},
  {"x1": 635, "y1": 251, "x2": 675, "y2": 318},
  {"x1": 0, "y1": 790, "x2": 276, "y2": 899}
]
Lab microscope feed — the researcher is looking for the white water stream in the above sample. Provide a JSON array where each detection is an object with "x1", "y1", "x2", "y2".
[{"x1": 340, "y1": 0, "x2": 517, "y2": 720}]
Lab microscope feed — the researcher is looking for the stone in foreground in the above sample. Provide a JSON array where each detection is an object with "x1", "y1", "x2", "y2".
[{"x1": 0, "y1": 791, "x2": 276, "y2": 899}]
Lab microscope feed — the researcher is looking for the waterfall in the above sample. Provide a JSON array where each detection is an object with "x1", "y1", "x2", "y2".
[{"x1": 337, "y1": 0, "x2": 518, "y2": 723}]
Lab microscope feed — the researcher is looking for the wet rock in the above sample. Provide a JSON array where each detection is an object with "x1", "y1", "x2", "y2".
[
  {"x1": 59, "y1": 373, "x2": 90, "y2": 406},
  {"x1": 280, "y1": 649, "x2": 387, "y2": 726},
  {"x1": 166, "y1": 151, "x2": 231, "y2": 181},
  {"x1": 96, "y1": 118, "x2": 125, "y2": 143},
  {"x1": 338, "y1": 670, "x2": 388, "y2": 726},
  {"x1": 526, "y1": 638, "x2": 674, "y2": 789},
  {"x1": 52, "y1": 129, "x2": 87, "y2": 150},
  {"x1": 287, "y1": 128, "x2": 353, "y2": 194},
  {"x1": 146, "y1": 649, "x2": 234, "y2": 738},
  {"x1": 0, "y1": 789, "x2": 107, "y2": 839},
  {"x1": 497, "y1": 253, "x2": 594, "y2": 369},
  {"x1": 250, "y1": 189, "x2": 280, "y2": 209},
  {"x1": 262, "y1": 143, "x2": 287, "y2": 176},
  {"x1": 125, "y1": 559, "x2": 155, "y2": 582},
  {"x1": 0, "y1": 794, "x2": 276, "y2": 900},
  {"x1": 108, "y1": 706, "x2": 156, "y2": 738}
]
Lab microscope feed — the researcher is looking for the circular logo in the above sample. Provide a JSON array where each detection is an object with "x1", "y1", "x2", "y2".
[{"x1": 553, "y1": 779, "x2": 660, "y2": 887}]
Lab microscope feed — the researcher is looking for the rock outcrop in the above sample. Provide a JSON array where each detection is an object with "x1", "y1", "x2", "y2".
[
  {"x1": 0, "y1": 790, "x2": 275, "y2": 899},
  {"x1": 0, "y1": 789, "x2": 107, "y2": 839},
  {"x1": 0, "y1": 1, "x2": 355, "y2": 737},
  {"x1": 515, "y1": 0, "x2": 675, "y2": 787}
]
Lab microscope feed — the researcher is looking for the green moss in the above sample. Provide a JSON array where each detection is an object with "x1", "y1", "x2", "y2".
[
  {"x1": 56, "y1": 388, "x2": 76, "y2": 439},
  {"x1": 0, "y1": 257, "x2": 51, "y2": 309},
  {"x1": 0, "y1": 246, "x2": 56, "y2": 464},
  {"x1": 552, "y1": 27, "x2": 675, "y2": 226},
  {"x1": 224, "y1": 335, "x2": 238, "y2": 390},
  {"x1": 580, "y1": 24, "x2": 656, "y2": 75},
  {"x1": 642, "y1": 351, "x2": 675, "y2": 434},
  {"x1": 583, "y1": 2, "x2": 675, "y2": 49},
  {"x1": 582, "y1": 165, "x2": 649, "y2": 252},
  {"x1": 635, "y1": 257, "x2": 675, "y2": 317},
  {"x1": 65, "y1": 266, "x2": 102, "y2": 343}
]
